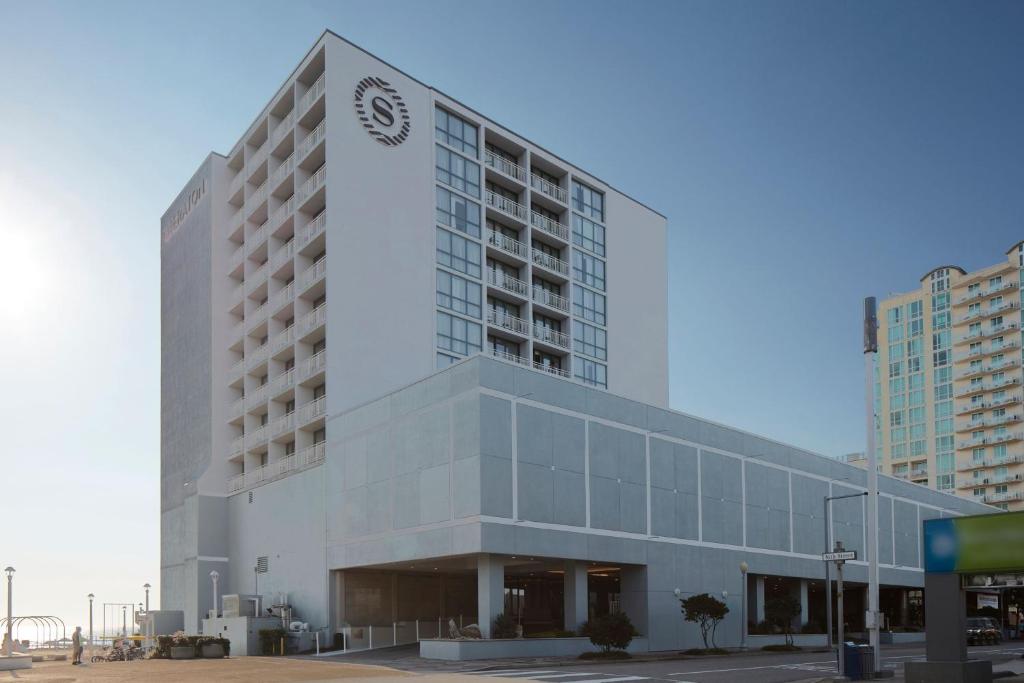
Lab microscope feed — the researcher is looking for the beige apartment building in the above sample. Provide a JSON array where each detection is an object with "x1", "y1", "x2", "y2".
[{"x1": 875, "y1": 241, "x2": 1024, "y2": 510}]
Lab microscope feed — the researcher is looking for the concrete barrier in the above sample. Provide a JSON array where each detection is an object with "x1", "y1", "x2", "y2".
[{"x1": 420, "y1": 637, "x2": 650, "y2": 661}]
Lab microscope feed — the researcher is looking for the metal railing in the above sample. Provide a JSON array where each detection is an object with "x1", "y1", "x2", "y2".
[
  {"x1": 487, "y1": 347, "x2": 570, "y2": 378},
  {"x1": 300, "y1": 256, "x2": 327, "y2": 291},
  {"x1": 957, "y1": 300, "x2": 1020, "y2": 324},
  {"x1": 955, "y1": 339, "x2": 1020, "y2": 362},
  {"x1": 531, "y1": 248, "x2": 569, "y2": 276},
  {"x1": 271, "y1": 110, "x2": 294, "y2": 146},
  {"x1": 299, "y1": 210, "x2": 327, "y2": 248},
  {"x1": 955, "y1": 357, "x2": 1021, "y2": 380},
  {"x1": 955, "y1": 376, "x2": 1022, "y2": 398},
  {"x1": 270, "y1": 282, "x2": 294, "y2": 312},
  {"x1": 246, "y1": 222, "x2": 268, "y2": 255},
  {"x1": 486, "y1": 191, "x2": 528, "y2": 221},
  {"x1": 532, "y1": 285, "x2": 569, "y2": 312},
  {"x1": 486, "y1": 307, "x2": 530, "y2": 336},
  {"x1": 533, "y1": 323, "x2": 570, "y2": 348},
  {"x1": 298, "y1": 120, "x2": 326, "y2": 159},
  {"x1": 957, "y1": 455, "x2": 1024, "y2": 472},
  {"x1": 484, "y1": 150, "x2": 527, "y2": 183},
  {"x1": 486, "y1": 269, "x2": 529, "y2": 297},
  {"x1": 300, "y1": 349, "x2": 327, "y2": 381},
  {"x1": 227, "y1": 442, "x2": 326, "y2": 494},
  {"x1": 269, "y1": 151, "x2": 295, "y2": 189},
  {"x1": 298, "y1": 164, "x2": 326, "y2": 203},
  {"x1": 270, "y1": 239, "x2": 295, "y2": 271},
  {"x1": 270, "y1": 195, "x2": 296, "y2": 232},
  {"x1": 983, "y1": 491, "x2": 1024, "y2": 504},
  {"x1": 298, "y1": 303, "x2": 327, "y2": 337},
  {"x1": 955, "y1": 279, "x2": 1018, "y2": 304},
  {"x1": 530, "y1": 210, "x2": 569, "y2": 241},
  {"x1": 486, "y1": 229, "x2": 528, "y2": 259},
  {"x1": 957, "y1": 321, "x2": 1020, "y2": 343},
  {"x1": 298, "y1": 395, "x2": 327, "y2": 424},
  {"x1": 245, "y1": 342, "x2": 270, "y2": 371},
  {"x1": 957, "y1": 394, "x2": 1023, "y2": 414},
  {"x1": 300, "y1": 72, "x2": 326, "y2": 112},
  {"x1": 530, "y1": 173, "x2": 567, "y2": 203},
  {"x1": 245, "y1": 383, "x2": 269, "y2": 410}
]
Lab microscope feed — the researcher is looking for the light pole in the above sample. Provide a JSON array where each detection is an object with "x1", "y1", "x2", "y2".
[
  {"x1": 4, "y1": 567, "x2": 14, "y2": 657},
  {"x1": 739, "y1": 561, "x2": 749, "y2": 650},
  {"x1": 824, "y1": 491, "x2": 867, "y2": 655},
  {"x1": 121, "y1": 606, "x2": 126, "y2": 637},
  {"x1": 863, "y1": 296, "x2": 881, "y2": 673},
  {"x1": 88, "y1": 593, "x2": 94, "y2": 648},
  {"x1": 210, "y1": 571, "x2": 220, "y2": 619},
  {"x1": 143, "y1": 583, "x2": 151, "y2": 613}
]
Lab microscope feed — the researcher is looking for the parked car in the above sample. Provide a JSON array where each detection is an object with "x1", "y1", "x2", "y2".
[{"x1": 966, "y1": 617, "x2": 1002, "y2": 645}]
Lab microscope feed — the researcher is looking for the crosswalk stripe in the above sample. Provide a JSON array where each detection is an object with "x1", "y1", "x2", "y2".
[
  {"x1": 487, "y1": 672, "x2": 560, "y2": 678},
  {"x1": 559, "y1": 677, "x2": 648, "y2": 683},
  {"x1": 528, "y1": 675, "x2": 608, "y2": 680}
]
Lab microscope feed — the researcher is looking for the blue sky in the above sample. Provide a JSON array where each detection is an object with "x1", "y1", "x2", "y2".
[{"x1": 0, "y1": 0, "x2": 1021, "y2": 630}]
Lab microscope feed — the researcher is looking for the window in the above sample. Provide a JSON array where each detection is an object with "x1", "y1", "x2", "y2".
[
  {"x1": 573, "y1": 320, "x2": 607, "y2": 360},
  {"x1": 909, "y1": 300, "x2": 923, "y2": 318},
  {"x1": 572, "y1": 214, "x2": 605, "y2": 256},
  {"x1": 910, "y1": 440, "x2": 926, "y2": 457},
  {"x1": 891, "y1": 443, "x2": 906, "y2": 459},
  {"x1": 436, "y1": 270, "x2": 481, "y2": 318},
  {"x1": 573, "y1": 285, "x2": 606, "y2": 325},
  {"x1": 436, "y1": 228, "x2": 481, "y2": 278},
  {"x1": 435, "y1": 145, "x2": 480, "y2": 197},
  {"x1": 437, "y1": 352, "x2": 460, "y2": 368},
  {"x1": 436, "y1": 186, "x2": 480, "y2": 237},
  {"x1": 313, "y1": 428, "x2": 326, "y2": 444},
  {"x1": 572, "y1": 251, "x2": 606, "y2": 290},
  {"x1": 887, "y1": 307, "x2": 903, "y2": 325},
  {"x1": 489, "y1": 335, "x2": 520, "y2": 357},
  {"x1": 436, "y1": 311, "x2": 482, "y2": 356},
  {"x1": 435, "y1": 107, "x2": 477, "y2": 156},
  {"x1": 937, "y1": 474, "x2": 955, "y2": 491},
  {"x1": 574, "y1": 356, "x2": 607, "y2": 388},
  {"x1": 889, "y1": 411, "x2": 904, "y2": 427},
  {"x1": 571, "y1": 180, "x2": 604, "y2": 222}
]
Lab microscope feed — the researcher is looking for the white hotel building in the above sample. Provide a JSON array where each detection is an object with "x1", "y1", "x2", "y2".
[{"x1": 161, "y1": 31, "x2": 989, "y2": 653}]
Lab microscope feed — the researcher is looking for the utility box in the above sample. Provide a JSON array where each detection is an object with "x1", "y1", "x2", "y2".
[{"x1": 222, "y1": 594, "x2": 261, "y2": 618}]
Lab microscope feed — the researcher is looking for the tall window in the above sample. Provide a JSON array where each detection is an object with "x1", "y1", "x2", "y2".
[
  {"x1": 435, "y1": 145, "x2": 480, "y2": 197},
  {"x1": 574, "y1": 356, "x2": 607, "y2": 388},
  {"x1": 436, "y1": 311, "x2": 482, "y2": 356},
  {"x1": 436, "y1": 270, "x2": 482, "y2": 318},
  {"x1": 572, "y1": 285, "x2": 606, "y2": 325},
  {"x1": 436, "y1": 228, "x2": 481, "y2": 278},
  {"x1": 435, "y1": 107, "x2": 478, "y2": 156},
  {"x1": 571, "y1": 180, "x2": 604, "y2": 222},
  {"x1": 436, "y1": 186, "x2": 481, "y2": 237},
  {"x1": 572, "y1": 214, "x2": 605, "y2": 256},
  {"x1": 572, "y1": 251, "x2": 606, "y2": 290},
  {"x1": 573, "y1": 320, "x2": 607, "y2": 360}
]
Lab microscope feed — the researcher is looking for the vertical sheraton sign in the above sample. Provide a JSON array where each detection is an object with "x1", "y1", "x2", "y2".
[
  {"x1": 162, "y1": 177, "x2": 207, "y2": 243},
  {"x1": 353, "y1": 76, "x2": 411, "y2": 147}
]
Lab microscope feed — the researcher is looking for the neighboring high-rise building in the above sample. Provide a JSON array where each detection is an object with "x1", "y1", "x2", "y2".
[{"x1": 876, "y1": 242, "x2": 1024, "y2": 511}]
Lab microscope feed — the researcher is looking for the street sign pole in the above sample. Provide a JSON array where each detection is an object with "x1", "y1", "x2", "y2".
[
  {"x1": 864, "y1": 297, "x2": 881, "y2": 672},
  {"x1": 836, "y1": 550, "x2": 845, "y2": 677}
]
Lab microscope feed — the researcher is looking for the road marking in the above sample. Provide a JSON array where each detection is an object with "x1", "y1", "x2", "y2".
[
  {"x1": 563, "y1": 677, "x2": 648, "y2": 683},
  {"x1": 487, "y1": 673, "x2": 560, "y2": 678},
  {"x1": 527, "y1": 675, "x2": 612, "y2": 680},
  {"x1": 669, "y1": 660, "x2": 835, "y2": 675}
]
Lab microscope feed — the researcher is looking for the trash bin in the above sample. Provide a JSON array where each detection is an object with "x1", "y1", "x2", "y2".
[
  {"x1": 843, "y1": 642, "x2": 863, "y2": 679},
  {"x1": 858, "y1": 645, "x2": 876, "y2": 679}
]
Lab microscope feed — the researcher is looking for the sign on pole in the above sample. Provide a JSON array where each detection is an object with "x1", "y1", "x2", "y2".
[{"x1": 822, "y1": 551, "x2": 857, "y2": 562}]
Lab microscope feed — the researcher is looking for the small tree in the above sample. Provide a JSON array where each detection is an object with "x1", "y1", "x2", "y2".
[
  {"x1": 491, "y1": 612, "x2": 518, "y2": 639},
  {"x1": 764, "y1": 594, "x2": 801, "y2": 646},
  {"x1": 679, "y1": 593, "x2": 729, "y2": 650},
  {"x1": 580, "y1": 612, "x2": 638, "y2": 653}
]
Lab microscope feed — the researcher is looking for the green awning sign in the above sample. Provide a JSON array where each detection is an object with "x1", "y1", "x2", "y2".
[{"x1": 924, "y1": 511, "x2": 1024, "y2": 573}]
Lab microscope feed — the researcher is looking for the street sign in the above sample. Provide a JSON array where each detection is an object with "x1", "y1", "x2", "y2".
[{"x1": 823, "y1": 550, "x2": 857, "y2": 562}]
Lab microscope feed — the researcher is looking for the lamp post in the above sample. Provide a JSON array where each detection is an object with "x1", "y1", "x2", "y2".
[
  {"x1": 210, "y1": 571, "x2": 220, "y2": 619},
  {"x1": 739, "y1": 562, "x2": 749, "y2": 650},
  {"x1": 4, "y1": 567, "x2": 14, "y2": 657},
  {"x1": 87, "y1": 594, "x2": 94, "y2": 648},
  {"x1": 823, "y1": 491, "x2": 868, "y2": 656},
  {"x1": 863, "y1": 296, "x2": 881, "y2": 673},
  {"x1": 143, "y1": 583, "x2": 151, "y2": 613},
  {"x1": 121, "y1": 606, "x2": 126, "y2": 637}
]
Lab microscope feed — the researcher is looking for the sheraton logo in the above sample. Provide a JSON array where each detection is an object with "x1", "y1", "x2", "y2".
[{"x1": 353, "y1": 76, "x2": 410, "y2": 147}]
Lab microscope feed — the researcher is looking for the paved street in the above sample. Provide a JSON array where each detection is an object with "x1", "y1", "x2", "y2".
[{"x1": 456, "y1": 644, "x2": 1024, "y2": 683}]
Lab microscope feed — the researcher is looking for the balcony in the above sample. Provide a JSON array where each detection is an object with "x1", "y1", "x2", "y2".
[
  {"x1": 957, "y1": 393, "x2": 1023, "y2": 415},
  {"x1": 299, "y1": 256, "x2": 327, "y2": 292},
  {"x1": 270, "y1": 367, "x2": 294, "y2": 397},
  {"x1": 298, "y1": 395, "x2": 327, "y2": 425},
  {"x1": 270, "y1": 195, "x2": 296, "y2": 232},
  {"x1": 486, "y1": 229, "x2": 528, "y2": 260},
  {"x1": 955, "y1": 376, "x2": 1022, "y2": 398},
  {"x1": 983, "y1": 491, "x2": 1024, "y2": 505},
  {"x1": 533, "y1": 323, "x2": 570, "y2": 349},
  {"x1": 955, "y1": 279, "x2": 1019, "y2": 305},
  {"x1": 299, "y1": 72, "x2": 326, "y2": 113},
  {"x1": 269, "y1": 239, "x2": 295, "y2": 271},
  {"x1": 245, "y1": 342, "x2": 270, "y2": 371},
  {"x1": 271, "y1": 110, "x2": 294, "y2": 147},
  {"x1": 531, "y1": 249, "x2": 570, "y2": 277},
  {"x1": 246, "y1": 222, "x2": 268, "y2": 256},
  {"x1": 299, "y1": 349, "x2": 327, "y2": 382},
  {"x1": 957, "y1": 454, "x2": 1024, "y2": 472},
  {"x1": 269, "y1": 151, "x2": 295, "y2": 190},
  {"x1": 910, "y1": 467, "x2": 929, "y2": 480},
  {"x1": 230, "y1": 436, "x2": 244, "y2": 457},
  {"x1": 271, "y1": 325, "x2": 295, "y2": 355},
  {"x1": 955, "y1": 339, "x2": 1020, "y2": 363},
  {"x1": 268, "y1": 411, "x2": 296, "y2": 440},
  {"x1": 532, "y1": 285, "x2": 569, "y2": 313},
  {"x1": 957, "y1": 321, "x2": 1020, "y2": 343},
  {"x1": 228, "y1": 396, "x2": 245, "y2": 422},
  {"x1": 297, "y1": 304, "x2": 327, "y2": 338},
  {"x1": 486, "y1": 307, "x2": 530, "y2": 336},
  {"x1": 955, "y1": 358, "x2": 1021, "y2": 381},
  {"x1": 298, "y1": 210, "x2": 327, "y2": 249},
  {"x1": 530, "y1": 210, "x2": 569, "y2": 242},
  {"x1": 298, "y1": 120, "x2": 326, "y2": 160},
  {"x1": 244, "y1": 383, "x2": 269, "y2": 410},
  {"x1": 487, "y1": 347, "x2": 570, "y2": 378},
  {"x1": 486, "y1": 190, "x2": 528, "y2": 222},
  {"x1": 227, "y1": 442, "x2": 326, "y2": 494},
  {"x1": 486, "y1": 269, "x2": 529, "y2": 299},
  {"x1": 246, "y1": 143, "x2": 268, "y2": 178},
  {"x1": 245, "y1": 423, "x2": 268, "y2": 449},
  {"x1": 229, "y1": 170, "x2": 245, "y2": 197},
  {"x1": 297, "y1": 164, "x2": 326, "y2": 204},
  {"x1": 957, "y1": 300, "x2": 1020, "y2": 324},
  {"x1": 530, "y1": 173, "x2": 567, "y2": 204},
  {"x1": 247, "y1": 180, "x2": 268, "y2": 214},
  {"x1": 484, "y1": 150, "x2": 527, "y2": 183},
  {"x1": 270, "y1": 282, "x2": 294, "y2": 313},
  {"x1": 956, "y1": 413, "x2": 1023, "y2": 433}
]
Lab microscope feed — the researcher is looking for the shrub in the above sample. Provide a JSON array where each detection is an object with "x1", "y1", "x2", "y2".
[
  {"x1": 580, "y1": 612, "x2": 638, "y2": 653},
  {"x1": 682, "y1": 647, "x2": 729, "y2": 655},
  {"x1": 258, "y1": 628, "x2": 287, "y2": 655},
  {"x1": 491, "y1": 612, "x2": 518, "y2": 639},
  {"x1": 678, "y1": 593, "x2": 729, "y2": 649}
]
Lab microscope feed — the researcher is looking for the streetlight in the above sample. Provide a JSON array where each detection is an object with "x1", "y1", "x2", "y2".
[
  {"x1": 4, "y1": 567, "x2": 14, "y2": 657},
  {"x1": 87, "y1": 594, "x2": 94, "y2": 648},
  {"x1": 143, "y1": 583, "x2": 151, "y2": 612},
  {"x1": 739, "y1": 561, "x2": 749, "y2": 650},
  {"x1": 121, "y1": 606, "x2": 126, "y2": 637},
  {"x1": 210, "y1": 571, "x2": 220, "y2": 619},
  {"x1": 823, "y1": 491, "x2": 868, "y2": 655}
]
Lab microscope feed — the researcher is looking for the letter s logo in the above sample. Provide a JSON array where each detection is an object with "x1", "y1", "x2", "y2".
[{"x1": 371, "y1": 96, "x2": 394, "y2": 127}]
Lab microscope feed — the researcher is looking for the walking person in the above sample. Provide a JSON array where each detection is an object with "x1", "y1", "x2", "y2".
[{"x1": 72, "y1": 626, "x2": 83, "y2": 665}]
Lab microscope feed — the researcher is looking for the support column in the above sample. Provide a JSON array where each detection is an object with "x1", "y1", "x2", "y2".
[
  {"x1": 563, "y1": 561, "x2": 589, "y2": 632},
  {"x1": 477, "y1": 555, "x2": 505, "y2": 638},
  {"x1": 799, "y1": 580, "x2": 809, "y2": 626},
  {"x1": 755, "y1": 576, "x2": 766, "y2": 624}
]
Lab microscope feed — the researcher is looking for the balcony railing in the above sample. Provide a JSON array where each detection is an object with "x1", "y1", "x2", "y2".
[
  {"x1": 957, "y1": 414, "x2": 1022, "y2": 432},
  {"x1": 248, "y1": 180, "x2": 268, "y2": 211},
  {"x1": 244, "y1": 383, "x2": 269, "y2": 410},
  {"x1": 957, "y1": 321, "x2": 1020, "y2": 343},
  {"x1": 227, "y1": 442, "x2": 326, "y2": 494},
  {"x1": 910, "y1": 468, "x2": 929, "y2": 479},
  {"x1": 300, "y1": 72, "x2": 326, "y2": 112},
  {"x1": 486, "y1": 269, "x2": 529, "y2": 298},
  {"x1": 247, "y1": 222, "x2": 268, "y2": 256},
  {"x1": 955, "y1": 376, "x2": 1022, "y2": 398},
  {"x1": 533, "y1": 323, "x2": 570, "y2": 348},
  {"x1": 955, "y1": 339, "x2": 1020, "y2": 362},
  {"x1": 486, "y1": 229, "x2": 528, "y2": 259},
  {"x1": 530, "y1": 173, "x2": 567, "y2": 204},
  {"x1": 229, "y1": 244, "x2": 245, "y2": 272},
  {"x1": 955, "y1": 279, "x2": 1019, "y2": 304},
  {"x1": 229, "y1": 170, "x2": 244, "y2": 197},
  {"x1": 230, "y1": 436, "x2": 244, "y2": 457},
  {"x1": 298, "y1": 395, "x2": 327, "y2": 424},
  {"x1": 270, "y1": 367, "x2": 294, "y2": 397},
  {"x1": 486, "y1": 307, "x2": 530, "y2": 336},
  {"x1": 271, "y1": 110, "x2": 294, "y2": 146},
  {"x1": 957, "y1": 454, "x2": 1024, "y2": 472},
  {"x1": 300, "y1": 256, "x2": 327, "y2": 291},
  {"x1": 531, "y1": 249, "x2": 570, "y2": 277},
  {"x1": 298, "y1": 164, "x2": 326, "y2": 203},
  {"x1": 298, "y1": 120, "x2": 326, "y2": 159},
  {"x1": 270, "y1": 282, "x2": 294, "y2": 312},
  {"x1": 298, "y1": 303, "x2": 327, "y2": 337},
  {"x1": 530, "y1": 210, "x2": 569, "y2": 241},
  {"x1": 271, "y1": 325, "x2": 295, "y2": 355},
  {"x1": 486, "y1": 191, "x2": 528, "y2": 222},
  {"x1": 268, "y1": 411, "x2": 296, "y2": 440},
  {"x1": 983, "y1": 491, "x2": 1024, "y2": 504},
  {"x1": 269, "y1": 151, "x2": 295, "y2": 190},
  {"x1": 245, "y1": 342, "x2": 270, "y2": 371},
  {"x1": 532, "y1": 285, "x2": 569, "y2": 313},
  {"x1": 269, "y1": 239, "x2": 295, "y2": 271},
  {"x1": 299, "y1": 210, "x2": 327, "y2": 248},
  {"x1": 300, "y1": 349, "x2": 327, "y2": 382},
  {"x1": 955, "y1": 357, "x2": 1021, "y2": 380},
  {"x1": 484, "y1": 150, "x2": 527, "y2": 183},
  {"x1": 487, "y1": 347, "x2": 570, "y2": 378},
  {"x1": 228, "y1": 397, "x2": 245, "y2": 421},
  {"x1": 957, "y1": 394, "x2": 1023, "y2": 415},
  {"x1": 270, "y1": 195, "x2": 296, "y2": 232},
  {"x1": 957, "y1": 300, "x2": 1020, "y2": 324},
  {"x1": 246, "y1": 142, "x2": 268, "y2": 177}
]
